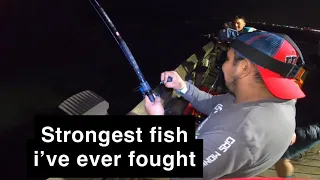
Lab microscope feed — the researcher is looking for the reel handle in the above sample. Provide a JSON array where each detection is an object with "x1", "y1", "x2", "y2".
[
  {"x1": 147, "y1": 76, "x2": 173, "y2": 102},
  {"x1": 160, "y1": 76, "x2": 173, "y2": 84}
]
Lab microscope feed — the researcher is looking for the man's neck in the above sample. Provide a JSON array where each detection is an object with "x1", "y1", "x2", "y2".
[{"x1": 234, "y1": 86, "x2": 276, "y2": 104}]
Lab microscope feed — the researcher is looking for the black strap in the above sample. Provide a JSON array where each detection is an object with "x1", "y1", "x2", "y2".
[{"x1": 231, "y1": 39, "x2": 301, "y2": 78}]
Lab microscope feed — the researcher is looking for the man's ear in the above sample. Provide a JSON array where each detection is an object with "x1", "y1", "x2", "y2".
[{"x1": 236, "y1": 59, "x2": 252, "y2": 79}]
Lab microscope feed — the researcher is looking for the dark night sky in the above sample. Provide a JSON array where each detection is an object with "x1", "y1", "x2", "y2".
[
  {"x1": 2, "y1": 0, "x2": 319, "y2": 29},
  {"x1": 102, "y1": 0, "x2": 320, "y2": 28}
]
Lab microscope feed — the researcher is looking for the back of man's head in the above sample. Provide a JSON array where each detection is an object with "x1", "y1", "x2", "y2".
[{"x1": 229, "y1": 31, "x2": 305, "y2": 100}]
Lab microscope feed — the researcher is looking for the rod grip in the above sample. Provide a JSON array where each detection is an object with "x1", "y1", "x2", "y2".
[
  {"x1": 147, "y1": 76, "x2": 173, "y2": 102},
  {"x1": 146, "y1": 91, "x2": 155, "y2": 102}
]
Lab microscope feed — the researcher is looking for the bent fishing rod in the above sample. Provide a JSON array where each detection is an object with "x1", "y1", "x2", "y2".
[{"x1": 89, "y1": 0, "x2": 159, "y2": 102}]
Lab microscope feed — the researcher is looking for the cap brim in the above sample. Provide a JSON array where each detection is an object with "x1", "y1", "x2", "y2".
[{"x1": 257, "y1": 67, "x2": 305, "y2": 100}]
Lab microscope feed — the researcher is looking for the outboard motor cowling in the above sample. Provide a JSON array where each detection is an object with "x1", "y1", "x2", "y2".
[{"x1": 58, "y1": 90, "x2": 109, "y2": 115}]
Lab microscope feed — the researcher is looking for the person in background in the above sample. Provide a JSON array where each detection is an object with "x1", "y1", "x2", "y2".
[
  {"x1": 233, "y1": 16, "x2": 257, "y2": 33},
  {"x1": 145, "y1": 31, "x2": 304, "y2": 179},
  {"x1": 275, "y1": 66, "x2": 320, "y2": 178}
]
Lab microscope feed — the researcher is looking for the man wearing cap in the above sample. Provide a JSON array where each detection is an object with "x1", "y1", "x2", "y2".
[{"x1": 144, "y1": 31, "x2": 305, "y2": 179}]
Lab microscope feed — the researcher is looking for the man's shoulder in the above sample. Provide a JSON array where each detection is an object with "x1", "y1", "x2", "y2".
[
  {"x1": 204, "y1": 98, "x2": 296, "y2": 135},
  {"x1": 216, "y1": 99, "x2": 296, "y2": 139},
  {"x1": 241, "y1": 101, "x2": 296, "y2": 164},
  {"x1": 201, "y1": 100, "x2": 296, "y2": 177},
  {"x1": 247, "y1": 99, "x2": 296, "y2": 119},
  {"x1": 215, "y1": 93, "x2": 235, "y2": 102},
  {"x1": 242, "y1": 100, "x2": 296, "y2": 126},
  {"x1": 234, "y1": 101, "x2": 296, "y2": 149}
]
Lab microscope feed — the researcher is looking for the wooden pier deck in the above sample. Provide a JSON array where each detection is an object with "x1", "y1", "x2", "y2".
[{"x1": 259, "y1": 144, "x2": 320, "y2": 179}]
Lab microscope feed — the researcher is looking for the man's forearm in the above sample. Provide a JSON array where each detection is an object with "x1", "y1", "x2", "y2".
[{"x1": 179, "y1": 81, "x2": 218, "y2": 115}]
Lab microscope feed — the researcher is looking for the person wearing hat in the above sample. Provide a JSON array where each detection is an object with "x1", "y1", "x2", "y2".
[{"x1": 145, "y1": 31, "x2": 305, "y2": 179}]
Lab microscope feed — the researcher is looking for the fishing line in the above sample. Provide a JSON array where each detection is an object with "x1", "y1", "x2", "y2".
[{"x1": 89, "y1": 0, "x2": 157, "y2": 102}]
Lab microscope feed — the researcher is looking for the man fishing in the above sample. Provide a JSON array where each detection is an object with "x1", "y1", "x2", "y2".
[{"x1": 145, "y1": 31, "x2": 305, "y2": 179}]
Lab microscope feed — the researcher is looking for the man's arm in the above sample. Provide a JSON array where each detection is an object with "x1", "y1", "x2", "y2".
[
  {"x1": 295, "y1": 123, "x2": 320, "y2": 141},
  {"x1": 179, "y1": 81, "x2": 234, "y2": 115},
  {"x1": 200, "y1": 130, "x2": 252, "y2": 179}
]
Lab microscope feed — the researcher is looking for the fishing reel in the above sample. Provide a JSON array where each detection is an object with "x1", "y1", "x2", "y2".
[{"x1": 135, "y1": 77, "x2": 173, "y2": 100}]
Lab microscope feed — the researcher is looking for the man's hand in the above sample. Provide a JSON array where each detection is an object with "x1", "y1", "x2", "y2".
[
  {"x1": 161, "y1": 71, "x2": 186, "y2": 90},
  {"x1": 144, "y1": 95, "x2": 164, "y2": 115}
]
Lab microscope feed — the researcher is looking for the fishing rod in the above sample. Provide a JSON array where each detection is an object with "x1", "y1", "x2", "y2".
[{"x1": 89, "y1": 0, "x2": 159, "y2": 102}]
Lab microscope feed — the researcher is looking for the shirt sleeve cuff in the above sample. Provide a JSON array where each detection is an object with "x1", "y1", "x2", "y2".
[{"x1": 176, "y1": 83, "x2": 188, "y2": 94}]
